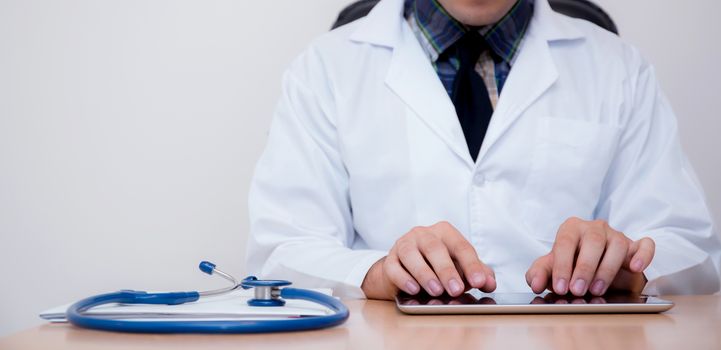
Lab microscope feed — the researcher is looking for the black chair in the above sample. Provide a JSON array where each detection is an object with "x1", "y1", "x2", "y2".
[{"x1": 332, "y1": 0, "x2": 618, "y2": 35}]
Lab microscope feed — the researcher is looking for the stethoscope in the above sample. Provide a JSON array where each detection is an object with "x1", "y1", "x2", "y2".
[{"x1": 66, "y1": 261, "x2": 349, "y2": 333}]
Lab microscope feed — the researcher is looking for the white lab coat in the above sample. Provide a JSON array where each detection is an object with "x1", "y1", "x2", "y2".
[{"x1": 246, "y1": 0, "x2": 721, "y2": 297}]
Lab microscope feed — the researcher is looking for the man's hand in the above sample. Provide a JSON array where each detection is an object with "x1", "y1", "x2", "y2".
[
  {"x1": 525, "y1": 217, "x2": 655, "y2": 296},
  {"x1": 362, "y1": 221, "x2": 496, "y2": 300}
]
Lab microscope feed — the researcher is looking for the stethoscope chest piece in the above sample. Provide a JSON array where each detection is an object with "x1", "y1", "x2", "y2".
[{"x1": 241, "y1": 276, "x2": 292, "y2": 307}]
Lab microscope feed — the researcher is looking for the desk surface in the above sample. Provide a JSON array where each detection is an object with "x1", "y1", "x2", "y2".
[{"x1": 1, "y1": 295, "x2": 719, "y2": 350}]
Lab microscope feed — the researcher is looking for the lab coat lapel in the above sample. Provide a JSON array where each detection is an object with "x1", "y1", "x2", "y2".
[
  {"x1": 477, "y1": 31, "x2": 558, "y2": 162},
  {"x1": 385, "y1": 22, "x2": 475, "y2": 169},
  {"x1": 476, "y1": 0, "x2": 583, "y2": 163}
]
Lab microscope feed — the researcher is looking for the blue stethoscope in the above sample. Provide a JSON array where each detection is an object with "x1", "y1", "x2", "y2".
[{"x1": 66, "y1": 261, "x2": 349, "y2": 333}]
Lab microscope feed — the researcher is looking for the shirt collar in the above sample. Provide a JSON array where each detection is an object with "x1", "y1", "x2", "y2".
[{"x1": 405, "y1": 0, "x2": 534, "y2": 65}]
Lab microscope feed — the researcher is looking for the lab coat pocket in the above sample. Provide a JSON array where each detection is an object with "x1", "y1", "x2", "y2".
[{"x1": 521, "y1": 117, "x2": 621, "y2": 243}]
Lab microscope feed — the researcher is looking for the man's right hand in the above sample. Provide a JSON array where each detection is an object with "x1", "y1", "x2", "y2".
[{"x1": 361, "y1": 221, "x2": 496, "y2": 300}]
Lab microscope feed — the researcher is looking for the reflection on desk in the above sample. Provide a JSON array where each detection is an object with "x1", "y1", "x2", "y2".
[{"x1": 0, "y1": 295, "x2": 719, "y2": 350}]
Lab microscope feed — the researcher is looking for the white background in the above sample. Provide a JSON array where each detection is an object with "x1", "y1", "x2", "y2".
[{"x1": 1, "y1": 0, "x2": 719, "y2": 336}]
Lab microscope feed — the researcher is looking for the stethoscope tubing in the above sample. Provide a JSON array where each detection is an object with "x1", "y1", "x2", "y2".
[{"x1": 66, "y1": 288, "x2": 349, "y2": 333}]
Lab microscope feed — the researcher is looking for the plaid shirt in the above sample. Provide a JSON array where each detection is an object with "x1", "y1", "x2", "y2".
[{"x1": 404, "y1": 0, "x2": 534, "y2": 108}]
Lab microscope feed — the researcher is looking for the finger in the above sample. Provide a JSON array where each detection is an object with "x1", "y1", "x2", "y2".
[
  {"x1": 383, "y1": 253, "x2": 421, "y2": 295},
  {"x1": 526, "y1": 254, "x2": 553, "y2": 294},
  {"x1": 479, "y1": 264, "x2": 497, "y2": 292},
  {"x1": 430, "y1": 221, "x2": 496, "y2": 293},
  {"x1": 397, "y1": 241, "x2": 444, "y2": 296},
  {"x1": 626, "y1": 237, "x2": 655, "y2": 273},
  {"x1": 451, "y1": 259, "x2": 473, "y2": 291},
  {"x1": 589, "y1": 235, "x2": 629, "y2": 296},
  {"x1": 608, "y1": 268, "x2": 647, "y2": 293},
  {"x1": 570, "y1": 227, "x2": 607, "y2": 296},
  {"x1": 418, "y1": 234, "x2": 465, "y2": 296},
  {"x1": 440, "y1": 230, "x2": 488, "y2": 289},
  {"x1": 432, "y1": 221, "x2": 496, "y2": 293},
  {"x1": 551, "y1": 219, "x2": 583, "y2": 294}
]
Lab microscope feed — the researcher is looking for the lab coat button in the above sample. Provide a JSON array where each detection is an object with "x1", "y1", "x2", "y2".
[{"x1": 473, "y1": 173, "x2": 485, "y2": 186}]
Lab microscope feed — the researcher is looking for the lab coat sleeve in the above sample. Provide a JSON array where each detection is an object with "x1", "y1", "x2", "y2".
[
  {"x1": 595, "y1": 58, "x2": 721, "y2": 295},
  {"x1": 245, "y1": 56, "x2": 387, "y2": 298}
]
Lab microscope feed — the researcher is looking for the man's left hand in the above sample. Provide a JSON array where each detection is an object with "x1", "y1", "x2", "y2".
[{"x1": 525, "y1": 217, "x2": 655, "y2": 296}]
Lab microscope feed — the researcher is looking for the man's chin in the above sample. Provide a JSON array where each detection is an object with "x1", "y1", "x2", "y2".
[{"x1": 438, "y1": 0, "x2": 518, "y2": 27}]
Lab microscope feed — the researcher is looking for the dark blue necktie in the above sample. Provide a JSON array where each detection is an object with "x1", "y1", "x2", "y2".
[{"x1": 449, "y1": 31, "x2": 494, "y2": 162}]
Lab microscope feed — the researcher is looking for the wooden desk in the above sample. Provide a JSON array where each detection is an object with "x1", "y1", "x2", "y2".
[{"x1": 1, "y1": 295, "x2": 719, "y2": 350}]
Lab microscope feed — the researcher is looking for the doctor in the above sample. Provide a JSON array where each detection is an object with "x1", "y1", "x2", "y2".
[{"x1": 246, "y1": 0, "x2": 721, "y2": 300}]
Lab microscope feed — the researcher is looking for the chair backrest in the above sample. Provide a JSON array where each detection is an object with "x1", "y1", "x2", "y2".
[{"x1": 331, "y1": 0, "x2": 618, "y2": 35}]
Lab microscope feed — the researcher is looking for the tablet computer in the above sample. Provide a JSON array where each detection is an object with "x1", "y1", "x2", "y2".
[{"x1": 395, "y1": 290, "x2": 674, "y2": 314}]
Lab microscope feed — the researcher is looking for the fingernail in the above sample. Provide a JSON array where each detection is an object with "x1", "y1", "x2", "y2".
[
  {"x1": 487, "y1": 275, "x2": 496, "y2": 287},
  {"x1": 632, "y1": 259, "x2": 643, "y2": 271},
  {"x1": 428, "y1": 279, "x2": 443, "y2": 295},
  {"x1": 470, "y1": 272, "x2": 485, "y2": 287},
  {"x1": 405, "y1": 280, "x2": 420, "y2": 294},
  {"x1": 531, "y1": 276, "x2": 542, "y2": 292},
  {"x1": 555, "y1": 278, "x2": 568, "y2": 294},
  {"x1": 449, "y1": 279, "x2": 463, "y2": 295},
  {"x1": 591, "y1": 280, "x2": 605, "y2": 295},
  {"x1": 572, "y1": 279, "x2": 587, "y2": 295}
]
